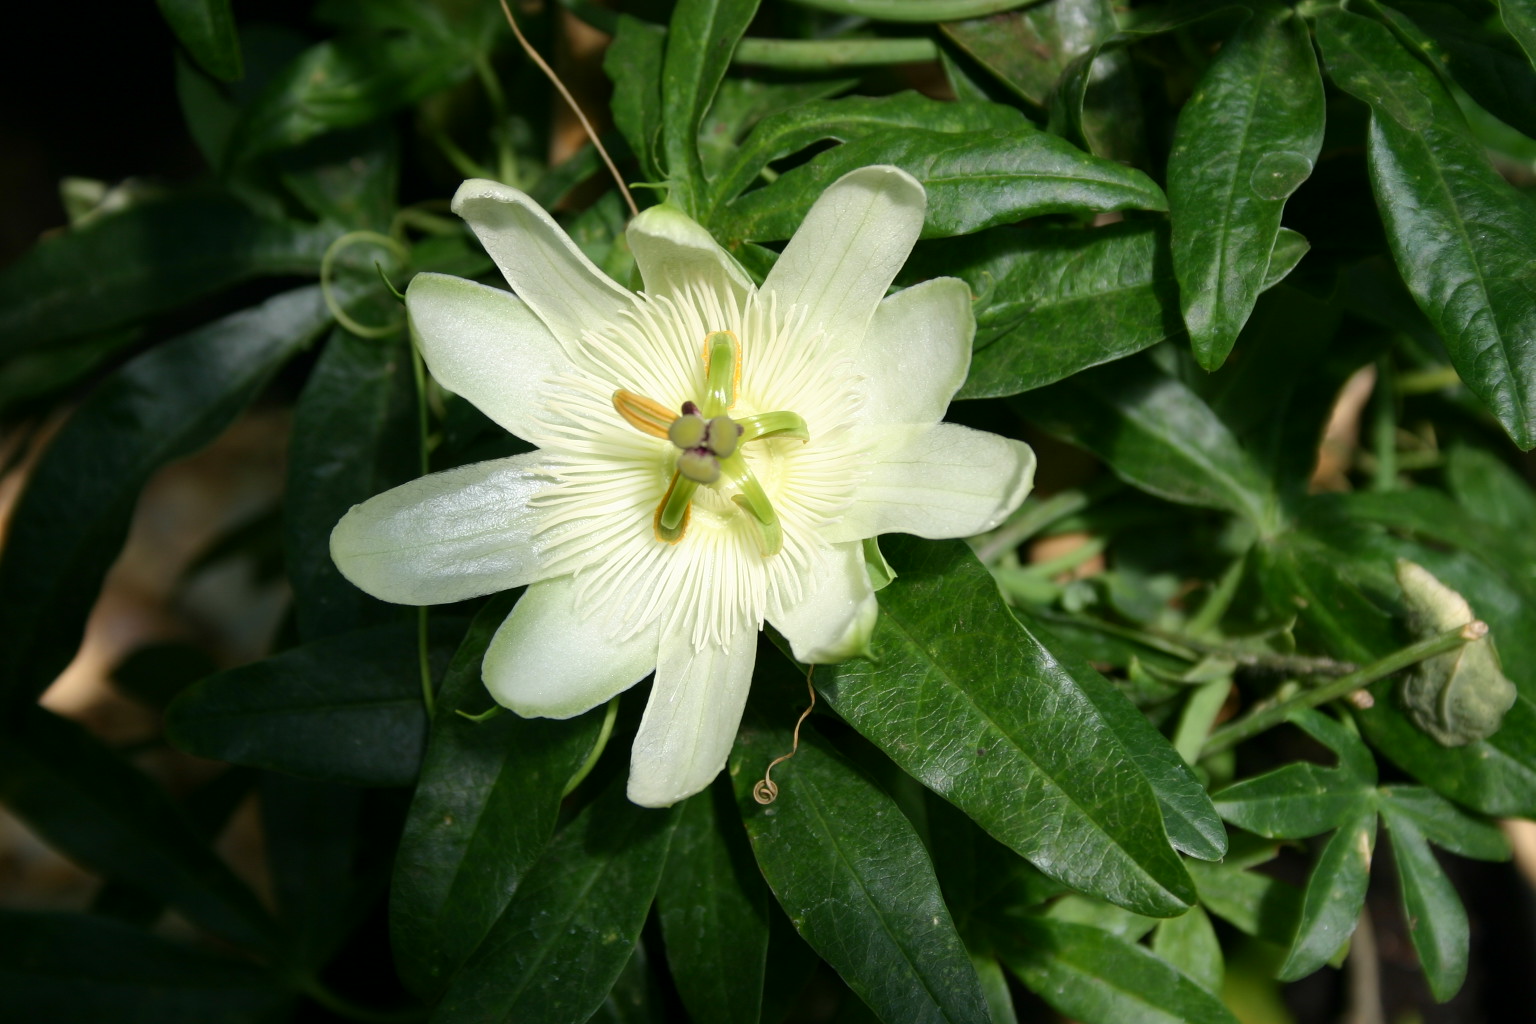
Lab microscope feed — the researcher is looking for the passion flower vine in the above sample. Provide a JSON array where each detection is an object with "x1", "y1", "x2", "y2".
[{"x1": 330, "y1": 166, "x2": 1035, "y2": 807}]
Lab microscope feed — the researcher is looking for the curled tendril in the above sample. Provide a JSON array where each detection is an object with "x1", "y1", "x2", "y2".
[
  {"x1": 321, "y1": 231, "x2": 410, "y2": 339},
  {"x1": 754, "y1": 667, "x2": 817, "y2": 805}
]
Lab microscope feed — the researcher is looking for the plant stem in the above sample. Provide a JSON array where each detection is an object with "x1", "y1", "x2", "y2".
[
  {"x1": 782, "y1": 0, "x2": 1036, "y2": 21},
  {"x1": 1201, "y1": 622, "x2": 1485, "y2": 757},
  {"x1": 411, "y1": 340, "x2": 436, "y2": 720}
]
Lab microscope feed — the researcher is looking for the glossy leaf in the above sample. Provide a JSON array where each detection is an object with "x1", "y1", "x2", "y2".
[
  {"x1": 157, "y1": 0, "x2": 242, "y2": 80},
  {"x1": 658, "y1": 783, "x2": 770, "y2": 1024},
  {"x1": 721, "y1": 127, "x2": 1167, "y2": 242},
  {"x1": 1253, "y1": 527, "x2": 1398, "y2": 664},
  {"x1": 731, "y1": 708, "x2": 992, "y2": 1024},
  {"x1": 710, "y1": 92, "x2": 1026, "y2": 216},
  {"x1": 999, "y1": 917, "x2": 1239, "y2": 1024},
  {"x1": 0, "y1": 196, "x2": 331, "y2": 357},
  {"x1": 0, "y1": 707, "x2": 282, "y2": 954},
  {"x1": 286, "y1": 327, "x2": 419, "y2": 641},
  {"x1": 434, "y1": 778, "x2": 680, "y2": 1024},
  {"x1": 233, "y1": 25, "x2": 471, "y2": 162},
  {"x1": 1021, "y1": 355, "x2": 1277, "y2": 529},
  {"x1": 0, "y1": 286, "x2": 331, "y2": 708},
  {"x1": 1376, "y1": 786, "x2": 1511, "y2": 861},
  {"x1": 661, "y1": 0, "x2": 762, "y2": 214},
  {"x1": 1278, "y1": 810, "x2": 1376, "y2": 980},
  {"x1": 811, "y1": 537, "x2": 1204, "y2": 917},
  {"x1": 1168, "y1": 5, "x2": 1325, "y2": 369},
  {"x1": 1213, "y1": 762, "x2": 1374, "y2": 840},
  {"x1": 605, "y1": 16, "x2": 667, "y2": 184},
  {"x1": 698, "y1": 77, "x2": 856, "y2": 185},
  {"x1": 393, "y1": 595, "x2": 605, "y2": 999},
  {"x1": 941, "y1": 0, "x2": 1114, "y2": 106},
  {"x1": 166, "y1": 620, "x2": 461, "y2": 786},
  {"x1": 1381, "y1": 805, "x2": 1468, "y2": 1001},
  {"x1": 1, "y1": 911, "x2": 291, "y2": 1022},
  {"x1": 1444, "y1": 444, "x2": 1536, "y2": 534},
  {"x1": 1316, "y1": 8, "x2": 1536, "y2": 449}
]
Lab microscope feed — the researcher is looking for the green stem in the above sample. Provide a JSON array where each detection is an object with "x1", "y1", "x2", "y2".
[
  {"x1": 1396, "y1": 365, "x2": 1462, "y2": 394},
  {"x1": 994, "y1": 536, "x2": 1106, "y2": 587},
  {"x1": 1185, "y1": 551, "x2": 1248, "y2": 638},
  {"x1": 972, "y1": 479, "x2": 1120, "y2": 565},
  {"x1": 563, "y1": 697, "x2": 620, "y2": 797},
  {"x1": 1371, "y1": 357, "x2": 1397, "y2": 492},
  {"x1": 1201, "y1": 622, "x2": 1485, "y2": 757},
  {"x1": 735, "y1": 36, "x2": 939, "y2": 67},
  {"x1": 783, "y1": 0, "x2": 1035, "y2": 21}
]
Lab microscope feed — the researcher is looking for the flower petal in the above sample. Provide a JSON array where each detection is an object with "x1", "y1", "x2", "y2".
[
  {"x1": 482, "y1": 576, "x2": 659, "y2": 719},
  {"x1": 329, "y1": 453, "x2": 558, "y2": 605},
  {"x1": 762, "y1": 165, "x2": 925, "y2": 355},
  {"x1": 452, "y1": 178, "x2": 633, "y2": 343},
  {"x1": 769, "y1": 542, "x2": 878, "y2": 664},
  {"x1": 854, "y1": 276, "x2": 974, "y2": 427},
  {"x1": 626, "y1": 629, "x2": 758, "y2": 807},
  {"x1": 827, "y1": 423, "x2": 1036, "y2": 542},
  {"x1": 628, "y1": 203, "x2": 754, "y2": 304},
  {"x1": 406, "y1": 273, "x2": 573, "y2": 441}
]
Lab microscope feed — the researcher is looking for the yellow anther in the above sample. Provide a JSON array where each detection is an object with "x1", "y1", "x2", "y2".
[{"x1": 613, "y1": 389, "x2": 675, "y2": 439}]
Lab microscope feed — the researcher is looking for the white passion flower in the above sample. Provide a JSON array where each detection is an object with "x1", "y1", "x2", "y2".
[{"x1": 330, "y1": 166, "x2": 1035, "y2": 807}]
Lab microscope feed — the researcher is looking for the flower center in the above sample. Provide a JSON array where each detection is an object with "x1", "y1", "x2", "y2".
[{"x1": 612, "y1": 330, "x2": 808, "y2": 557}]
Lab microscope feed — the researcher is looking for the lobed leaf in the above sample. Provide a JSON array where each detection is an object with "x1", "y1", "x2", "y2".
[
  {"x1": 1381, "y1": 805, "x2": 1470, "y2": 1002},
  {"x1": 1278, "y1": 810, "x2": 1377, "y2": 980}
]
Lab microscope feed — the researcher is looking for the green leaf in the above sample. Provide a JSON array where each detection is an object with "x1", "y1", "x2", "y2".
[
  {"x1": 710, "y1": 92, "x2": 1027, "y2": 217},
  {"x1": 1278, "y1": 810, "x2": 1377, "y2": 981},
  {"x1": 698, "y1": 77, "x2": 856, "y2": 185},
  {"x1": 1498, "y1": 0, "x2": 1536, "y2": 67},
  {"x1": 1315, "y1": 8, "x2": 1536, "y2": 449},
  {"x1": 940, "y1": 0, "x2": 1116, "y2": 108},
  {"x1": 1187, "y1": 859, "x2": 1303, "y2": 948},
  {"x1": 1382, "y1": 806, "x2": 1470, "y2": 1003},
  {"x1": 392, "y1": 595, "x2": 604, "y2": 999},
  {"x1": 1253, "y1": 527, "x2": 1398, "y2": 664},
  {"x1": 232, "y1": 25, "x2": 472, "y2": 162},
  {"x1": 1168, "y1": 5, "x2": 1325, "y2": 369},
  {"x1": 157, "y1": 0, "x2": 243, "y2": 80},
  {"x1": 913, "y1": 222, "x2": 1179, "y2": 399},
  {"x1": 1213, "y1": 763, "x2": 1373, "y2": 840},
  {"x1": 811, "y1": 538, "x2": 1202, "y2": 917},
  {"x1": 434, "y1": 778, "x2": 680, "y2": 1024},
  {"x1": 1376, "y1": 786, "x2": 1511, "y2": 861},
  {"x1": 1444, "y1": 444, "x2": 1536, "y2": 534},
  {"x1": 731, "y1": 708, "x2": 992, "y2": 1024},
  {"x1": 0, "y1": 287, "x2": 331, "y2": 708},
  {"x1": 999, "y1": 917, "x2": 1239, "y2": 1024},
  {"x1": 661, "y1": 0, "x2": 763, "y2": 214},
  {"x1": 0, "y1": 911, "x2": 291, "y2": 1022},
  {"x1": 0, "y1": 195, "x2": 331, "y2": 357},
  {"x1": 605, "y1": 16, "x2": 667, "y2": 184},
  {"x1": 286, "y1": 327, "x2": 419, "y2": 641},
  {"x1": 658, "y1": 783, "x2": 770, "y2": 1024},
  {"x1": 166, "y1": 620, "x2": 461, "y2": 786},
  {"x1": 1151, "y1": 905, "x2": 1224, "y2": 994},
  {"x1": 1021, "y1": 355, "x2": 1277, "y2": 529},
  {"x1": 721, "y1": 127, "x2": 1167, "y2": 242},
  {"x1": 0, "y1": 707, "x2": 282, "y2": 954}
]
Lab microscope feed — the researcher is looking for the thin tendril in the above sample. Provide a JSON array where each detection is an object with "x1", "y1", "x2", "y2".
[
  {"x1": 497, "y1": 0, "x2": 639, "y2": 218},
  {"x1": 753, "y1": 667, "x2": 816, "y2": 804},
  {"x1": 321, "y1": 231, "x2": 409, "y2": 338}
]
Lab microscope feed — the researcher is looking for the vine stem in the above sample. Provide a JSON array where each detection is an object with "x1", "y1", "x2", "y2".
[
  {"x1": 411, "y1": 337, "x2": 435, "y2": 719},
  {"x1": 1200, "y1": 621, "x2": 1486, "y2": 757}
]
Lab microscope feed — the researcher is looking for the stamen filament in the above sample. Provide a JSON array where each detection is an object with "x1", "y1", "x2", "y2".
[
  {"x1": 721, "y1": 455, "x2": 783, "y2": 557},
  {"x1": 654, "y1": 471, "x2": 696, "y2": 543},
  {"x1": 613, "y1": 389, "x2": 675, "y2": 438},
  {"x1": 701, "y1": 331, "x2": 740, "y2": 417},
  {"x1": 737, "y1": 411, "x2": 810, "y2": 444}
]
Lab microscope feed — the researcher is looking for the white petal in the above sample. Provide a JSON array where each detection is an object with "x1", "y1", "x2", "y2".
[
  {"x1": 854, "y1": 277, "x2": 974, "y2": 427},
  {"x1": 769, "y1": 542, "x2": 878, "y2": 664},
  {"x1": 628, "y1": 204, "x2": 754, "y2": 304},
  {"x1": 626, "y1": 629, "x2": 758, "y2": 807},
  {"x1": 762, "y1": 165, "x2": 925, "y2": 355},
  {"x1": 329, "y1": 453, "x2": 557, "y2": 605},
  {"x1": 452, "y1": 178, "x2": 633, "y2": 343},
  {"x1": 827, "y1": 423, "x2": 1037, "y2": 542},
  {"x1": 482, "y1": 576, "x2": 659, "y2": 719},
  {"x1": 406, "y1": 273, "x2": 573, "y2": 441}
]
